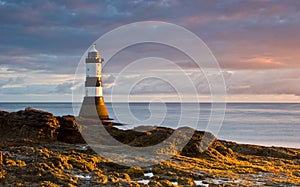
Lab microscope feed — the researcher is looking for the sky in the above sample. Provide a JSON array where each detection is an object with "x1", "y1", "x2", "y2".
[{"x1": 0, "y1": 0, "x2": 300, "y2": 102}]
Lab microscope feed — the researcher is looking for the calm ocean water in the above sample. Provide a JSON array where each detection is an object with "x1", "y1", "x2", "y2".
[{"x1": 0, "y1": 102, "x2": 299, "y2": 148}]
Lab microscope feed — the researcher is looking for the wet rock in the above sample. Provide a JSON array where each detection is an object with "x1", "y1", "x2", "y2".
[
  {"x1": 157, "y1": 179, "x2": 175, "y2": 186},
  {"x1": 178, "y1": 177, "x2": 196, "y2": 186},
  {"x1": 122, "y1": 173, "x2": 131, "y2": 182},
  {"x1": 0, "y1": 151, "x2": 2, "y2": 165},
  {"x1": 0, "y1": 108, "x2": 299, "y2": 186},
  {"x1": 292, "y1": 171, "x2": 300, "y2": 177},
  {"x1": 0, "y1": 169, "x2": 6, "y2": 180},
  {"x1": 148, "y1": 180, "x2": 163, "y2": 187},
  {"x1": 156, "y1": 171, "x2": 178, "y2": 181},
  {"x1": 124, "y1": 166, "x2": 144, "y2": 178},
  {"x1": 95, "y1": 173, "x2": 109, "y2": 184},
  {"x1": 152, "y1": 166, "x2": 163, "y2": 175}
]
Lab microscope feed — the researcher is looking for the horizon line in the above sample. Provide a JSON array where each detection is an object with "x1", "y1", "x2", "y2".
[{"x1": 1, "y1": 101, "x2": 299, "y2": 104}]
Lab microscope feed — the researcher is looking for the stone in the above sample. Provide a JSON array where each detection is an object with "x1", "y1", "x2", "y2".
[
  {"x1": 0, "y1": 151, "x2": 2, "y2": 165},
  {"x1": 0, "y1": 110, "x2": 9, "y2": 128},
  {"x1": 0, "y1": 108, "x2": 59, "y2": 142},
  {"x1": 56, "y1": 115, "x2": 86, "y2": 144},
  {"x1": 124, "y1": 167, "x2": 144, "y2": 178},
  {"x1": 178, "y1": 177, "x2": 196, "y2": 185},
  {"x1": 180, "y1": 130, "x2": 216, "y2": 158}
]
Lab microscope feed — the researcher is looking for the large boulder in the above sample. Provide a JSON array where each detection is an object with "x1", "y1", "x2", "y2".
[
  {"x1": 0, "y1": 107, "x2": 59, "y2": 142},
  {"x1": 56, "y1": 115, "x2": 86, "y2": 144},
  {"x1": 180, "y1": 130, "x2": 216, "y2": 157}
]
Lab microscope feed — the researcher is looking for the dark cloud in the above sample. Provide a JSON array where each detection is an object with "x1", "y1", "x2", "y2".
[
  {"x1": 1, "y1": 0, "x2": 300, "y2": 69},
  {"x1": 0, "y1": 0, "x2": 300, "y2": 100}
]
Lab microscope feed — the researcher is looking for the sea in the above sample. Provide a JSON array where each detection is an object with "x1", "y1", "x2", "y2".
[{"x1": 0, "y1": 102, "x2": 299, "y2": 149}]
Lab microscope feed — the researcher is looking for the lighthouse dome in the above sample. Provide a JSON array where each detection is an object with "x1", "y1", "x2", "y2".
[{"x1": 88, "y1": 44, "x2": 99, "y2": 58}]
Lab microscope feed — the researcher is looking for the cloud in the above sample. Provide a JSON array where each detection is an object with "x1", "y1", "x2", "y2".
[
  {"x1": 55, "y1": 81, "x2": 73, "y2": 94},
  {"x1": 225, "y1": 69, "x2": 300, "y2": 96},
  {"x1": 1, "y1": 0, "x2": 300, "y2": 101},
  {"x1": 129, "y1": 77, "x2": 177, "y2": 95},
  {"x1": 0, "y1": 77, "x2": 24, "y2": 88},
  {"x1": 1, "y1": 0, "x2": 300, "y2": 71}
]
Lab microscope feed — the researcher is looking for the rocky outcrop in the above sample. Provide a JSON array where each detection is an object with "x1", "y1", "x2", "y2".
[
  {"x1": 0, "y1": 111, "x2": 9, "y2": 127},
  {"x1": 0, "y1": 108, "x2": 59, "y2": 142},
  {"x1": 0, "y1": 108, "x2": 233, "y2": 158},
  {"x1": 0, "y1": 108, "x2": 298, "y2": 160},
  {"x1": 0, "y1": 108, "x2": 300, "y2": 186},
  {"x1": 180, "y1": 130, "x2": 216, "y2": 158},
  {"x1": 0, "y1": 109, "x2": 86, "y2": 144},
  {"x1": 0, "y1": 107, "x2": 217, "y2": 158},
  {"x1": 56, "y1": 115, "x2": 86, "y2": 144}
]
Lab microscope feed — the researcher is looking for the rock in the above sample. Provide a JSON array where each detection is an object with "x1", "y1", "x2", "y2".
[
  {"x1": 221, "y1": 140, "x2": 300, "y2": 160},
  {"x1": 128, "y1": 127, "x2": 174, "y2": 147},
  {"x1": 124, "y1": 166, "x2": 144, "y2": 178},
  {"x1": 95, "y1": 173, "x2": 109, "y2": 184},
  {"x1": 0, "y1": 108, "x2": 59, "y2": 142},
  {"x1": 25, "y1": 107, "x2": 35, "y2": 111},
  {"x1": 215, "y1": 142, "x2": 235, "y2": 157},
  {"x1": 0, "y1": 108, "x2": 300, "y2": 186},
  {"x1": 178, "y1": 177, "x2": 196, "y2": 185},
  {"x1": 292, "y1": 171, "x2": 300, "y2": 177},
  {"x1": 0, "y1": 110, "x2": 9, "y2": 127},
  {"x1": 0, "y1": 151, "x2": 2, "y2": 165},
  {"x1": 56, "y1": 115, "x2": 86, "y2": 144},
  {"x1": 149, "y1": 180, "x2": 163, "y2": 187},
  {"x1": 180, "y1": 130, "x2": 216, "y2": 158},
  {"x1": 0, "y1": 169, "x2": 6, "y2": 180},
  {"x1": 157, "y1": 179, "x2": 174, "y2": 186},
  {"x1": 122, "y1": 173, "x2": 131, "y2": 182},
  {"x1": 152, "y1": 166, "x2": 162, "y2": 174}
]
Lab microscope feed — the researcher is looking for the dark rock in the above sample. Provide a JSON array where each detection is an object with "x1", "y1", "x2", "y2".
[
  {"x1": 149, "y1": 179, "x2": 163, "y2": 186},
  {"x1": 178, "y1": 177, "x2": 196, "y2": 185},
  {"x1": 103, "y1": 162, "x2": 130, "y2": 170},
  {"x1": 180, "y1": 130, "x2": 216, "y2": 158},
  {"x1": 221, "y1": 140, "x2": 300, "y2": 160},
  {"x1": 0, "y1": 108, "x2": 300, "y2": 186},
  {"x1": 0, "y1": 110, "x2": 9, "y2": 127},
  {"x1": 124, "y1": 166, "x2": 144, "y2": 178},
  {"x1": 156, "y1": 179, "x2": 174, "y2": 186},
  {"x1": 0, "y1": 151, "x2": 2, "y2": 165},
  {"x1": 128, "y1": 126, "x2": 174, "y2": 147},
  {"x1": 56, "y1": 115, "x2": 86, "y2": 144},
  {"x1": 0, "y1": 108, "x2": 59, "y2": 142},
  {"x1": 105, "y1": 126, "x2": 146, "y2": 145}
]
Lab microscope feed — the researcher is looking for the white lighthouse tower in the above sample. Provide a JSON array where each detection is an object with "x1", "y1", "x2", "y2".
[{"x1": 79, "y1": 44, "x2": 109, "y2": 120}]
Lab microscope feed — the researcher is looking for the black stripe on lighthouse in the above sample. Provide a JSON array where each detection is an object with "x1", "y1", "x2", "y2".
[{"x1": 85, "y1": 77, "x2": 102, "y2": 87}]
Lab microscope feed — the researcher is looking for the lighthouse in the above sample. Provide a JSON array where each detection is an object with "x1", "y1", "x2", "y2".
[{"x1": 79, "y1": 44, "x2": 109, "y2": 120}]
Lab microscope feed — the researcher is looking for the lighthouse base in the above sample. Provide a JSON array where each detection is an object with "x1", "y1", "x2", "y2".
[{"x1": 79, "y1": 96, "x2": 110, "y2": 120}]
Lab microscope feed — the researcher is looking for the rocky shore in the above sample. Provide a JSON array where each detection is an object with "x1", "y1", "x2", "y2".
[{"x1": 0, "y1": 108, "x2": 299, "y2": 186}]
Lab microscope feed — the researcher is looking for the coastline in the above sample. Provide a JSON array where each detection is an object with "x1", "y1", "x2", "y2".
[
  {"x1": 1, "y1": 102, "x2": 299, "y2": 149},
  {"x1": 0, "y1": 108, "x2": 299, "y2": 186}
]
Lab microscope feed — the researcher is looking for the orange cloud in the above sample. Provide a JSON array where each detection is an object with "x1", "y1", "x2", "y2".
[{"x1": 242, "y1": 56, "x2": 284, "y2": 66}]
